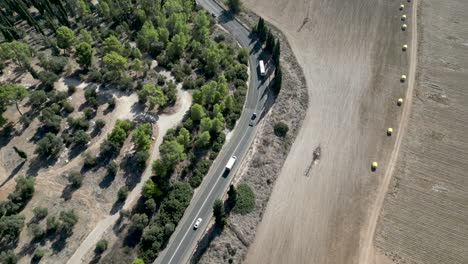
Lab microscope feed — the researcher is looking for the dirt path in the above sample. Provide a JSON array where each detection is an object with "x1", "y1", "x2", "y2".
[
  {"x1": 66, "y1": 87, "x2": 192, "y2": 264},
  {"x1": 358, "y1": 1, "x2": 419, "y2": 263}
]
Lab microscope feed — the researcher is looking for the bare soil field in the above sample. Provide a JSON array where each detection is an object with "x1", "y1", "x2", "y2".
[
  {"x1": 236, "y1": 0, "x2": 414, "y2": 263},
  {"x1": 374, "y1": 0, "x2": 468, "y2": 263}
]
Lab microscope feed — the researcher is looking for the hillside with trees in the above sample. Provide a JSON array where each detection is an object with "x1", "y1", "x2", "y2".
[{"x1": 0, "y1": 0, "x2": 249, "y2": 262}]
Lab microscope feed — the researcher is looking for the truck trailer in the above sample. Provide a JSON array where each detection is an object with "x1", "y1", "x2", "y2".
[{"x1": 225, "y1": 156, "x2": 237, "y2": 172}]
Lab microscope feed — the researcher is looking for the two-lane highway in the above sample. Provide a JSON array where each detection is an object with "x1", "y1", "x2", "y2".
[{"x1": 155, "y1": 1, "x2": 269, "y2": 264}]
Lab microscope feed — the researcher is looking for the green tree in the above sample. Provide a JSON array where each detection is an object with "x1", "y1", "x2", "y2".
[
  {"x1": 257, "y1": 17, "x2": 267, "y2": 43},
  {"x1": 67, "y1": 171, "x2": 84, "y2": 187},
  {"x1": 97, "y1": 1, "x2": 110, "y2": 19},
  {"x1": 227, "y1": 184, "x2": 238, "y2": 205},
  {"x1": 0, "y1": 84, "x2": 28, "y2": 116},
  {"x1": 190, "y1": 103, "x2": 205, "y2": 121},
  {"x1": 58, "y1": 210, "x2": 78, "y2": 234},
  {"x1": 142, "y1": 179, "x2": 162, "y2": 199},
  {"x1": 0, "y1": 215, "x2": 25, "y2": 243},
  {"x1": 0, "y1": 250, "x2": 18, "y2": 264},
  {"x1": 273, "y1": 39, "x2": 281, "y2": 65},
  {"x1": 266, "y1": 30, "x2": 275, "y2": 52},
  {"x1": 56, "y1": 26, "x2": 76, "y2": 51},
  {"x1": 73, "y1": 130, "x2": 91, "y2": 146},
  {"x1": 273, "y1": 66, "x2": 282, "y2": 94},
  {"x1": 33, "y1": 207, "x2": 48, "y2": 221},
  {"x1": 103, "y1": 35, "x2": 123, "y2": 54},
  {"x1": 79, "y1": 29, "x2": 93, "y2": 45},
  {"x1": 137, "y1": 21, "x2": 159, "y2": 52},
  {"x1": 160, "y1": 140, "x2": 186, "y2": 167},
  {"x1": 204, "y1": 49, "x2": 220, "y2": 76},
  {"x1": 196, "y1": 131, "x2": 211, "y2": 148},
  {"x1": 193, "y1": 11, "x2": 210, "y2": 42},
  {"x1": 138, "y1": 84, "x2": 167, "y2": 109},
  {"x1": 176, "y1": 127, "x2": 191, "y2": 147},
  {"x1": 75, "y1": 42, "x2": 93, "y2": 69},
  {"x1": 167, "y1": 32, "x2": 189, "y2": 61},
  {"x1": 117, "y1": 186, "x2": 128, "y2": 201},
  {"x1": 35, "y1": 133, "x2": 63, "y2": 158},
  {"x1": 133, "y1": 123, "x2": 152, "y2": 150},
  {"x1": 130, "y1": 213, "x2": 148, "y2": 231},
  {"x1": 29, "y1": 90, "x2": 47, "y2": 107},
  {"x1": 103, "y1": 51, "x2": 127, "y2": 71},
  {"x1": 133, "y1": 258, "x2": 145, "y2": 264},
  {"x1": 237, "y1": 48, "x2": 248, "y2": 65},
  {"x1": 213, "y1": 199, "x2": 226, "y2": 227},
  {"x1": 200, "y1": 117, "x2": 212, "y2": 132},
  {"x1": 95, "y1": 239, "x2": 108, "y2": 254},
  {"x1": 33, "y1": 247, "x2": 46, "y2": 261},
  {"x1": 0, "y1": 41, "x2": 33, "y2": 68}
]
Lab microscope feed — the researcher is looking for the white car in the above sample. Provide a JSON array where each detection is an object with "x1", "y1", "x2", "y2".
[{"x1": 194, "y1": 218, "x2": 203, "y2": 229}]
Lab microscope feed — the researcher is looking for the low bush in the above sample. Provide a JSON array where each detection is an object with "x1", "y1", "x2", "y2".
[{"x1": 233, "y1": 183, "x2": 255, "y2": 215}]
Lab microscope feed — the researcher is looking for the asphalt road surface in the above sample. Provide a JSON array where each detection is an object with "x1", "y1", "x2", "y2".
[{"x1": 155, "y1": 1, "x2": 269, "y2": 263}]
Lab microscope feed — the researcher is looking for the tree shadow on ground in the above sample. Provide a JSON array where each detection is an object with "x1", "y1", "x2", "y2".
[
  {"x1": 0, "y1": 160, "x2": 25, "y2": 188},
  {"x1": 110, "y1": 200, "x2": 124, "y2": 215},
  {"x1": 60, "y1": 184, "x2": 79, "y2": 201},
  {"x1": 190, "y1": 224, "x2": 224, "y2": 264},
  {"x1": 0, "y1": 123, "x2": 17, "y2": 148},
  {"x1": 26, "y1": 155, "x2": 58, "y2": 177},
  {"x1": 99, "y1": 171, "x2": 115, "y2": 189}
]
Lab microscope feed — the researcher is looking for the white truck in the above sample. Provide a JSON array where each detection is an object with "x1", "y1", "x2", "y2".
[
  {"x1": 225, "y1": 156, "x2": 237, "y2": 172},
  {"x1": 259, "y1": 60, "x2": 266, "y2": 77}
]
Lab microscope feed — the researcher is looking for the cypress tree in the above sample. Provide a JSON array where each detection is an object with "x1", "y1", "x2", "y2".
[
  {"x1": 266, "y1": 31, "x2": 275, "y2": 52},
  {"x1": 273, "y1": 66, "x2": 282, "y2": 95},
  {"x1": 273, "y1": 39, "x2": 281, "y2": 65}
]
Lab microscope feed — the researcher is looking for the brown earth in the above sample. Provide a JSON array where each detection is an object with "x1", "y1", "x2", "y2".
[
  {"x1": 373, "y1": 0, "x2": 468, "y2": 263},
  {"x1": 237, "y1": 0, "x2": 414, "y2": 263}
]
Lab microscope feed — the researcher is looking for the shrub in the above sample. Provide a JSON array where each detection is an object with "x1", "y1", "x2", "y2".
[
  {"x1": 33, "y1": 247, "x2": 46, "y2": 260},
  {"x1": 117, "y1": 186, "x2": 128, "y2": 201},
  {"x1": 38, "y1": 71, "x2": 59, "y2": 91},
  {"x1": 108, "y1": 97, "x2": 116, "y2": 109},
  {"x1": 28, "y1": 223, "x2": 45, "y2": 239},
  {"x1": 233, "y1": 183, "x2": 255, "y2": 215},
  {"x1": 33, "y1": 207, "x2": 48, "y2": 220},
  {"x1": 74, "y1": 130, "x2": 91, "y2": 146},
  {"x1": 67, "y1": 171, "x2": 84, "y2": 187},
  {"x1": 274, "y1": 121, "x2": 289, "y2": 137},
  {"x1": 95, "y1": 119, "x2": 105, "y2": 132},
  {"x1": 83, "y1": 107, "x2": 95, "y2": 119},
  {"x1": 82, "y1": 152, "x2": 97, "y2": 168},
  {"x1": 107, "y1": 161, "x2": 118, "y2": 176},
  {"x1": 35, "y1": 133, "x2": 63, "y2": 158},
  {"x1": 95, "y1": 239, "x2": 108, "y2": 254},
  {"x1": 68, "y1": 85, "x2": 76, "y2": 94}
]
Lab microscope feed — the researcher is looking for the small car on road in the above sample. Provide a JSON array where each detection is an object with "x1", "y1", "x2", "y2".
[
  {"x1": 249, "y1": 113, "x2": 257, "y2": 126},
  {"x1": 194, "y1": 218, "x2": 203, "y2": 229}
]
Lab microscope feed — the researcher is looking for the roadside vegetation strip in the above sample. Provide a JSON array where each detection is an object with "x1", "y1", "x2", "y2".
[{"x1": 197, "y1": 10, "x2": 308, "y2": 263}]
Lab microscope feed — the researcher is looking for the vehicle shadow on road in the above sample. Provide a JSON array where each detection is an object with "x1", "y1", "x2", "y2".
[{"x1": 190, "y1": 224, "x2": 224, "y2": 264}]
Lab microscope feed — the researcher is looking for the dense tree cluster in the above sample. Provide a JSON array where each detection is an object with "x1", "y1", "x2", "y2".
[
  {"x1": 100, "y1": 119, "x2": 133, "y2": 156},
  {"x1": 0, "y1": 176, "x2": 35, "y2": 245}
]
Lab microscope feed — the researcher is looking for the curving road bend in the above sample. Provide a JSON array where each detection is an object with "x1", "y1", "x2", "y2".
[{"x1": 155, "y1": 1, "x2": 269, "y2": 264}]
